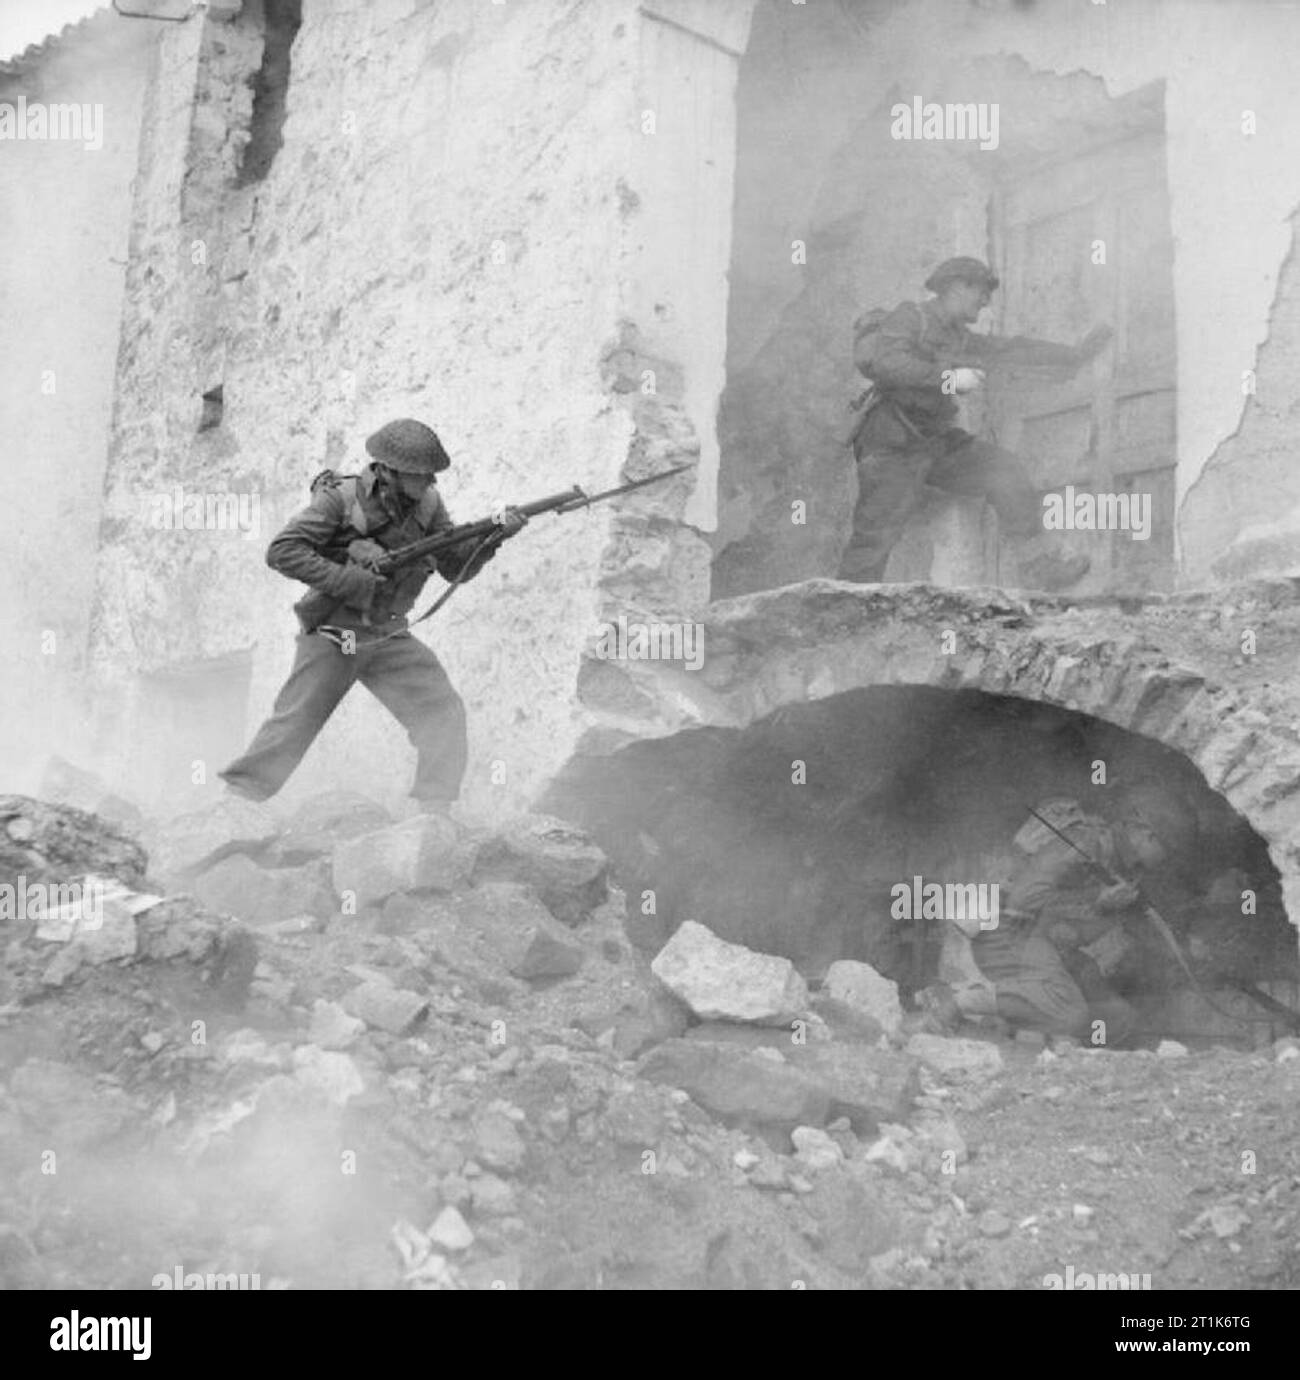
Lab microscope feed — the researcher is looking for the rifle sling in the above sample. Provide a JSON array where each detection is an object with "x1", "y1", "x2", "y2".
[{"x1": 326, "y1": 528, "x2": 505, "y2": 648}]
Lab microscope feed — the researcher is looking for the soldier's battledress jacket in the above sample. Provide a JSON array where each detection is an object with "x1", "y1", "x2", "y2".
[
  {"x1": 1006, "y1": 828, "x2": 1128, "y2": 947},
  {"x1": 854, "y1": 298, "x2": 1085, "y2": 449},
  {"x1": 266, "y1": 464, "x2": 495, "y2": 628}
]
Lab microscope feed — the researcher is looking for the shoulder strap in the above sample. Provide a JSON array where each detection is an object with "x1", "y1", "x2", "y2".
[{"x1": 308, "y1": 470, "x2": 368, "y2": 535}]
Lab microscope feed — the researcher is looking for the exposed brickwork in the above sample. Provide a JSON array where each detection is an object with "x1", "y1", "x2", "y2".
[{"x1": 569, "y1": 578, "x2": 1300, "y2": 932}]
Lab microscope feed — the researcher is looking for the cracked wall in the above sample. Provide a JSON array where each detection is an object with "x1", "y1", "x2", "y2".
[
  {"x1": 715, "y1": 0, "x2": 1300, "y2": 591},
  {"x1": 10, "y1": 0, "x2": 1300, "y2": 823},
  {"x1": 0, "y1": 9, "x2": 157, "y2": 791},
  {"x1": 922, "y1": 0, "x2": 1300, "y2": 578},
  {"x1": 82, "y1": 0, "x2": 727, "y2": 818},
  {"x1": 1180, "y1": 219, "x2": 1300, "y2": 582}
]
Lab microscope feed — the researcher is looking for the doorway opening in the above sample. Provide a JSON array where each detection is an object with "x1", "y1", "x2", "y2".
[{"x1": 713, "y1": 5, "x2": 1177, "y2": 599}]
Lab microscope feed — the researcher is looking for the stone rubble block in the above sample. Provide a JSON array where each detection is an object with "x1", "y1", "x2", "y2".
[
  {"x1": 473, "y1": 1109, "x2": 527, "y2": 1174},
  {"x1": 331, "y1": 815, "x2": 473, "y2": 909},
  {"x1": 823, "y1": 959, "x2": 903, "y2": 1035},
  {"x1": 468, "y1": 1173, "x2": 517, "y2": 1216},
  {"x1": 1, "y1": 794, "x2": 148, "y2": 891},
  {"x1": 471, "y1": 813, "x2": 609, "y2": 925},
  {"x1": 810, "y1": 993, "x2": 886, "y2": 1042},
  {"x1": 470, "y1": 882, "x2": 586, "y2": 981},
  {"x1": 573, "y1": 984, "x2": 690, "y2": 1060},
  {"x1": 343, "y1": 980, "x2": 429, "y2": 1035},
  {"x1": 602, "y1": 1089, "x2": 667, "y2": 1148},
  {"x1": 192, "y1": 854, "x2": 335, "y2": 926},
  {"x1": 650, "y1": 920, "x2": 809, "y2": 1025},
  {"x1": 134, "y1": 896, "x2": 226, "y2": 962},
  {"x1": 864, "y1": 1123, "x2": 917, "y2": 1173},
  {"x1": 786, "y1": 1042, "x2": 919, "y2": 1136},
  {"x1": 292, "y1": 1045, "x2": 365, "y2": 1106},
  {"x1": 679, "y1": 1026, "x2": 917, "y2": 1133},
  {"x1": 791, "y1": 1125, "x2": 843, "y2": 1171},
  {"x1": 145, "y1": 797, "x2": 279, "y2": 885},
  {"x1": 219, "y1": 1029, "x2": 292, "y2": 1069},
  {"x1": 904, "y1": 1033, "x2": 1004, "y2": 1079},
  {"x1": 428, "y1": 1205, "x2": 474, "y2": 1252},
  {"x1": 913, "y1": 1112, "x2": 968, "y2": 1166},
  {"x1": 308, "y1": 999, "x2": 366, "y2": 1049},
  {"x1": 636, "y1": 1037, "x2": 831, "y2": 1132},
  {"x1": 40, "y1": 899, "x2": 139, "y2": 986}
]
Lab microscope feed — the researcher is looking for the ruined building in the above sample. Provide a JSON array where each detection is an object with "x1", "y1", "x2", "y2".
[{"x1": 5, "y1": 0, "x2": 1300, "y2": 1040}]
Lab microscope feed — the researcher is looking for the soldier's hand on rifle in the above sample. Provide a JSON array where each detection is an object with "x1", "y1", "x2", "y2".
[
  {"x1": 347, "y1": 538, "x2": 388, "y2": 573},
  {"x1": 1098, "y1": 878, "x2": 1141, "y2": 912},
  {"x1": 494, "y1": 506, "x2": 529, "y2": 538},
  {"x1": 336, "y1": 563, "x2": 384, "y2": 611},
  {"x1": 951, "y1": 366, "x2": 985, "y2": 394}
]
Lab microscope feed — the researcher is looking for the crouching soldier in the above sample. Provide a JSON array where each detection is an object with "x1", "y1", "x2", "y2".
[
  {"x1": 220, "y1": 419, "x2": 527, "y2": 812},
  {"x1": 959, "y1": 798, "x2": 1169, "y2": 1046},
  {"x1": 841, "y1": 256, "x2": 1112, "y2": 590}
]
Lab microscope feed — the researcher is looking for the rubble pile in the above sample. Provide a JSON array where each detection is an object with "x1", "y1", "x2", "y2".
[{"x1": 2, "y1": 792, "x2": 1299, "y2": 1289}]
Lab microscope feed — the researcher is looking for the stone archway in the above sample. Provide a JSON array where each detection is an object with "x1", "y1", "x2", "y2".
[{"x1": 563, "y1": 579, "x2": 1300, "y2": 932}]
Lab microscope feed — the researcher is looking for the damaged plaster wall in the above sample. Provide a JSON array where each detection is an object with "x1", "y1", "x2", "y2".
[
  {"x1": 1179, "y1": 221, "x2": 1300, "y2": 582},
  {"x1": 623, "y1": 0, "x2": 755, "y2": 536},
  {"x1": 0, "y1": 10, "x2": 157, "y2": 792},
  {"x1": 920, "y1": 0, "x2": 1300, "y2": 573},
  {"x1": 85, "y1": 0, "x2": 716, "y2": 818},
  {"x1": 716, "y1": 0, "x2": 1300, "y2": 591}
]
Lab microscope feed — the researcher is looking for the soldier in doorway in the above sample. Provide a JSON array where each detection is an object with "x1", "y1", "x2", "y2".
[{"x1": 841, "y1": 256, "x2": 1112, "y2": 590}]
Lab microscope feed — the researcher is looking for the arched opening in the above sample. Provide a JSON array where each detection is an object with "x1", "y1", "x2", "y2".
[{"x1": 551, "y1": 684, "x2": 1298, "y2": 1048}]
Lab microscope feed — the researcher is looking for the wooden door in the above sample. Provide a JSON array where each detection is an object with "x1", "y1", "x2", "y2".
[{"x1": 987, "y1": 128, "x2": 1177, "y2": 592}]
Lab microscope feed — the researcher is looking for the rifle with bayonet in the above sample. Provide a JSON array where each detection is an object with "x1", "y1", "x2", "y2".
[
  {"x1": 1024, "y1": 804, "x2": 1300, "y2": 1032},
  {"x1": 295, "y1": 462, "x2": 693, "y2": 635}
]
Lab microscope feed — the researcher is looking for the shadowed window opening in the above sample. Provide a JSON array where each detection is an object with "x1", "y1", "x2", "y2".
[{"x1": 198, "y1": 384, "x2": 224, "y2": 433}]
